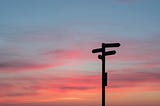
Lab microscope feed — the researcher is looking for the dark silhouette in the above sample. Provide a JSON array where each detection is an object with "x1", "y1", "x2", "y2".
[{"x1": 92, "y1": 43, "x2": 120, "y2": 106}]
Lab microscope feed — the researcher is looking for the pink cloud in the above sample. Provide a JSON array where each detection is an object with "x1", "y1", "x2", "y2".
[
  {"x1": 0, "y1": 61, "x2": 61, "y2": 72},
  {"x1": 108, "y1": 69, "x2": 160, "y2": 90},
  {"x1": 0, "y1": 69, "x2": 160, "y2": 105},
  {"x1": 42, "y1": 48, "x2": 96, "y2": 65},
  {"x1": 44, "y1": 49, "x2": 85, "y2": 60},
  {"x1": 0, "y1": 70, "x2": 160, "y2": 96}
]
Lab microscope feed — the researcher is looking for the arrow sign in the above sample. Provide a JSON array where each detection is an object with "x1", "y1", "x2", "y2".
[
  {"x1": 98, "y1": 50, "x2": 116, "y2": 59},
  {"x1": 104, "y1": 50, "x2": 116, "y2": 56},
  {"x1": 92, "y1": 43, "x2": 120, "y2": 54},
  {"x1": 92, "y1": 48, "x2": 102, "y2": 53},
  {"x1": 102, "y1": 43, "x2": 120, "y2": 48}
]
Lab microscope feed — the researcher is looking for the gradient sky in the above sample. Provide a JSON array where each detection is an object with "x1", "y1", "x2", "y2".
[{"x1": 0, "y1": 0, "x2": 160, "y2": 106}]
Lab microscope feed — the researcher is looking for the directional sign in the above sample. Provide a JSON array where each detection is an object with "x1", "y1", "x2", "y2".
[
  {"x1": 92, "y1": 48, "x2": 102, "y2": 53},
  {"x1": 92, "y1": 42, "x2": 120, "y2": 106},
  {"x1": 104, "y1": 50, "x2": 116, "y2": 56},
  {"x1": 92, "y1": 43, "x2": 120, "y2": 54},
  {"x1": 102, "y1": 43, "x2": 120, "y2": 48},
  {"x1": 98, "y1": 50, "x2": 116, "y2": 59}
]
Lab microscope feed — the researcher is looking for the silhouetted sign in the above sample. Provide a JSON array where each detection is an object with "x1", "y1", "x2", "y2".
[
  {"x1": 92, "y1": 43, "x2": 120, "y2": 54},
  {"x1": 104, "y1": 50, "x2": 116, "y2": 56},
  {"x1": 92, "y1": 42, "x2": 121, "y2": 106},
  {"x1": 102, "y1": 43, "x2": 120, "y2": 48},
  {"x1": 92, "y1": 48, "x2": 102, "y2": 53},
  {"x1": 98, "y1": 50, "x2": 116, "y2": 59}
]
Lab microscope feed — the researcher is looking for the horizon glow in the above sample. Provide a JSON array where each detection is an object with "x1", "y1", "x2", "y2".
[{"x1": 0, "y1": 0, "x2": 160, "y2": 106}]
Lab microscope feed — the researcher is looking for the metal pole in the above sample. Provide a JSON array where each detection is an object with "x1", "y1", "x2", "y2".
[{"x1": 102, "y1": 43, "x2": 105, "y2": 106}]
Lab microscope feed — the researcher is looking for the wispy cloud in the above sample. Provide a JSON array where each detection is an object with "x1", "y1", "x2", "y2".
[
  {"x1": 0, "y1": 70, "x2": 159, "y2": 99},
  {"x1": 43, "y1": 49, "x2": 85, "y2": 60},
  {"x1": 0, "y1": 61, "x2": 53, "y2": 72},
  {"x1": 109, "y1": 70, "x2": 160, "y2": 89}
]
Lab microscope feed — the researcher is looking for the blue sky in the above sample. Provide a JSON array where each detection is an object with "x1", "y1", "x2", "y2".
[
  {"x1": 0, "y1": 0, "x2": 160, "y2": 106},
  {"x1": 1, "y1": 0, "x2": 160, "y2": 36}
]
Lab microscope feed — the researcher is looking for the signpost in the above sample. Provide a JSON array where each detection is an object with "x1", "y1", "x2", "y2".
[{"x1": 92, "y1": 43, "x2": 120, "y2": 106}]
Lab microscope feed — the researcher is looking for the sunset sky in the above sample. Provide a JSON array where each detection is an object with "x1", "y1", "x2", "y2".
[{"x1": 0, "y1": 0, "x2": 160, "y2": 106}]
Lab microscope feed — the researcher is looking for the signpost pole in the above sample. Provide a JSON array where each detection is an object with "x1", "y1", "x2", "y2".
[
  {"x1": 92, "y1": 43, "x2": 120, "y2": 106},
  {"x1": 102, "y1": 43, "x2": 105, "y2": 106}
]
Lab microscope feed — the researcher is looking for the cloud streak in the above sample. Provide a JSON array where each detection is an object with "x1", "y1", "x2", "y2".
[
  {"x1": 0, "y1": 70, "x2": 159, "y2": 98},
  {"x1": 109, "y1": 70, "x2": 160, "y2": 89}
]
